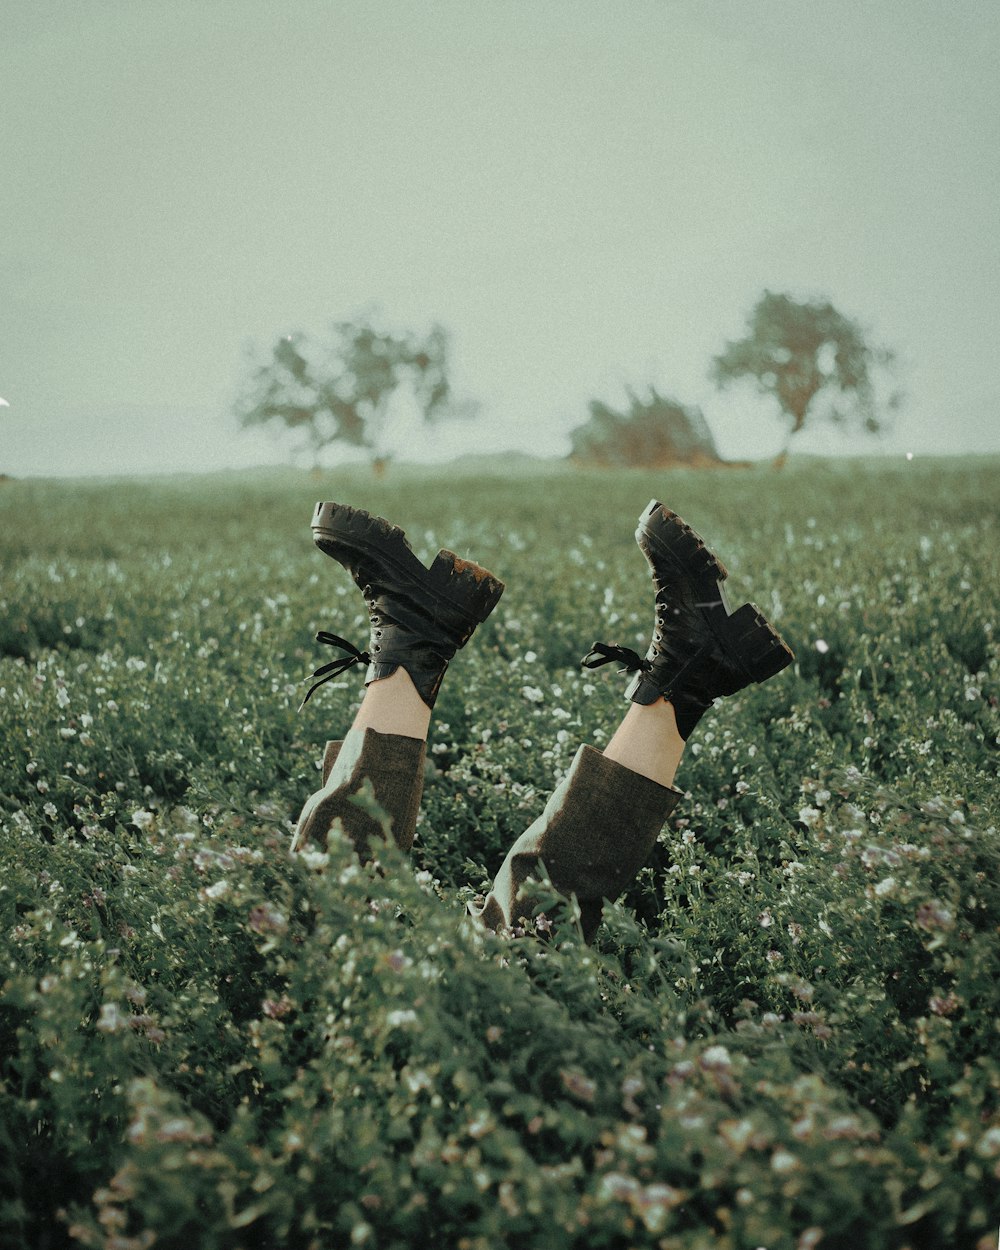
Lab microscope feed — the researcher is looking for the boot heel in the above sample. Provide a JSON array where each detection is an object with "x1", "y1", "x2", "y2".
[
  {"x1": 714, "y1": 602, "x2": 794, "y2": 683},
  {"x1": 427, "y1": 549, "x2": 505, "y2": 623},
  {"x1": 637, "y1": 500, "x2": 729, "y2": 582}
]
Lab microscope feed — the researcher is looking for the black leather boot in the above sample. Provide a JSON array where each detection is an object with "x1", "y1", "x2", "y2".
[
  {"x1": 583, "y1": 500, "x2": 793, "y2": 738},
  {"x1": 301, "y1": 502, "x2": 505, "y2": 709}
]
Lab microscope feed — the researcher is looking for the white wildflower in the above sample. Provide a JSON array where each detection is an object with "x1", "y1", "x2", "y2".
[
  {"x1": 96, "y1": 1003, "x2": 123, "y2": 1033},
  {"x1": 976, "y1": 1127, "x2": 1000, "y2": 1158},
  {"x1": 385, "y1": 1009, "x2": 418, "y2": 1029},
  {"x1": 599, "y1": 1173, "x2": 639, "y2": 1201}
]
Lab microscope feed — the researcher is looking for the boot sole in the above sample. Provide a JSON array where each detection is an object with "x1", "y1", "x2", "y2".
[
  {"x1": 638, "y1": 501, "x2": 794, "y2": 684},
  {"x1": 636, "y1": 500, "x2": 732, "y2": 609},
  {"x1": 311, "y1": 502, "x2": 505, "y2": 632}
]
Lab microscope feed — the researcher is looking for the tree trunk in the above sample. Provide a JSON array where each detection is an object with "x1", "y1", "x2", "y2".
[
  {"x1": 309, "y1": 431, "x2": 324, "y2": 478},
  {"x1": 772, "y1": 415, "x2": 804, "y2": 470}
]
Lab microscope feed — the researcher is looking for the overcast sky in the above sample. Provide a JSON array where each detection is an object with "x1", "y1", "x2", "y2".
[{"x1": 2, "y1": 0, "x2": 998, "y2": 476}]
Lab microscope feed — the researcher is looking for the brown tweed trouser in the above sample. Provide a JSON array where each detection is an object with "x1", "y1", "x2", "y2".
[{"x1": 292, "y1": 727, "x2": 682, "y2": 944}]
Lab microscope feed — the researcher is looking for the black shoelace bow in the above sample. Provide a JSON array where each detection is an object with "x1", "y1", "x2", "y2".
[
  {"x1": 299, "y1": 632, "x2": 371, "y2": 710},
  {"x1": 581, "y1": 641, "x2": 651, "y2": 674}
]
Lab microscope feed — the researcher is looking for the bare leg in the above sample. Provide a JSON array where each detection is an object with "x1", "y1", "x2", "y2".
[
  {"x1": 601, "y1": 699, "x2": 684, "y2": 789},
  {"x1": 349, "y1": 668, "x2": 431, "y2": 741}
]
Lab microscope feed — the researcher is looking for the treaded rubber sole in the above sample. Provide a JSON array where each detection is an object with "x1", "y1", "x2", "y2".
[
  {"x1": 637, "y1": 500, "x2": 734, "y2": 618},
  {"x1": 636, "y1": 500, "x2": 730, "y2": 583},
  {"x1": 311, "y1": 502, "x2": 505, "y2": 627}
]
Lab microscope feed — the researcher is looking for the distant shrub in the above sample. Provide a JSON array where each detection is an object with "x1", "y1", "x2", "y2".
[{"x1": 569, "y1": 387, "x2": 724, "y2": 468}]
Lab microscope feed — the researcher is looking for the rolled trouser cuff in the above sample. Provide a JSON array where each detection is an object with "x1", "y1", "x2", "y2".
[
  {"x1": 468, "y1": 744, "x2": 682, "y2": 943},
  {"x1": 291, "y1": 726, "x2": 426, "y2": 858}
]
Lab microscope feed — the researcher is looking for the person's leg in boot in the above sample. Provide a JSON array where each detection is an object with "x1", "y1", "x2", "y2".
[
  {"x1": 470, "y1": 500, "x2": 794, "y2": 943},
  {"x1": 292, "y1": 668, "x2": 431, "y2": 861},
  {"x1": 469, "y1": 698, "x2": 686, "y2": 941},
  {"x1": 291, "y1": 502, "x2": 504, "y2": 861}
]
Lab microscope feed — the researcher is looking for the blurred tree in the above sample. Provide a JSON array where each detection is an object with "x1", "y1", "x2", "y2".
[
  {"x1": 711, "y1": 291, "x2": 902, "y2": 468},
  {"x1": 236, "y1": 316, "x2": 467, "y2": 474},
  {"x1": 569, "y1": 386, "x2": 724, "y2": 468}
]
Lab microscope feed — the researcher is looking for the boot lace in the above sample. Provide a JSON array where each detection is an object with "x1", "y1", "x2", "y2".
[
  {"x1": 581, "y1": 642, "x2": 651, "y2": 674},
  {"x1": 299, "y1": 632, "x2": 371, "y2": 710}
]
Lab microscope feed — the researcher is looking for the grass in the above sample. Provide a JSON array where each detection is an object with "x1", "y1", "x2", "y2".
[{"x1": 0, "y1": 457, "x2": 998, "y2": 1249}]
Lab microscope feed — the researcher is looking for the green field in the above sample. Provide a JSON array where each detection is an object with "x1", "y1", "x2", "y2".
[{"x1": 1, "y1": 459, "x2": 998, "y2": 1249}]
